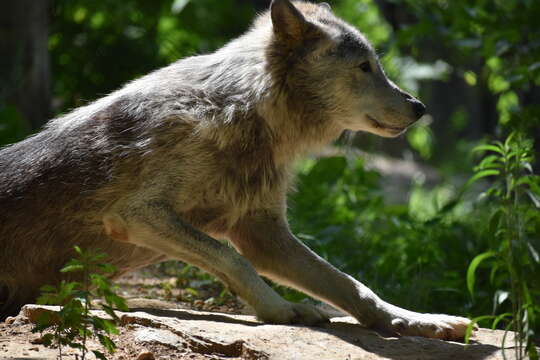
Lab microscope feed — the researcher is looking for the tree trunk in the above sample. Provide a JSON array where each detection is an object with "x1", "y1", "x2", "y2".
[{"x1": 0, "y1": 0, "x2": 51, "y2": 131}]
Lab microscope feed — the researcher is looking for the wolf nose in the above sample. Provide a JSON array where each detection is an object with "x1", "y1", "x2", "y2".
[{"x1": 412, "y1": 101, "x2": 426, "y2": 119}]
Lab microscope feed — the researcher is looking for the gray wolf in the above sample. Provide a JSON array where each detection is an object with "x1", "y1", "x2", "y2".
[{"x1": 0, "y1": 0, "x2": 471, "y2": 340}]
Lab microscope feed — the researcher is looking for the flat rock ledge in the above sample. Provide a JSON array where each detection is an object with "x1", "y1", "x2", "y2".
[{"x1": 3, "y1": 303, "x2": 534, "y2": 359}]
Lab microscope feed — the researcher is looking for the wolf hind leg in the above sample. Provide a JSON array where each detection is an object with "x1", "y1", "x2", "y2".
[
  {"x1": 103, "y1": 206, "x2": 328, "y2": 325},
  {"x1": 0, "y1": 281, "x2": 40, "y2": 321}
]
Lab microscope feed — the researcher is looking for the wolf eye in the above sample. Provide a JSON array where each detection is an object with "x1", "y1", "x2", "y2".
[{"x1": 359, "y1": 61, "x2": 372, "y2": 73}]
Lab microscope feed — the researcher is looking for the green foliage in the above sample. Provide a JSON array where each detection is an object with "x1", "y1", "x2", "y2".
[
  {"x1": 466, "y1": 251, "x2": 496, "y2": 298},
  {"x1": 49, "y1": 0, "x2": 254, "y2": 112},
  {"x1": 155, "y1": 261, "x2": 234, "y2": 306},
  {"x1": 406, "y1": 120, "x2": 434, "y2": 160},
  {"x1": 465, "y1": 133, "x2": 540, "y2": 359},
  {"x1": 32, "y1": 246, "x2": 128, "y2": 360},
  {"x1": 388, "y1": 0, "x2": 540, "y2": 92}
]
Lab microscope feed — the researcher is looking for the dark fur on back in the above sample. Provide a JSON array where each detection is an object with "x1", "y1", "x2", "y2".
[{"x1": 0, "y1": 104, "x2": 167, "y2": 316}]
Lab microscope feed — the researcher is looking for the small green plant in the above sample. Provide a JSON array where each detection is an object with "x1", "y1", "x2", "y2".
[
  {"x1": 466, "y1": 132, "x2": 540, "y2": 360},
  {"x1": 32, "y1": 246, "x2": 129, "y2": 360}
]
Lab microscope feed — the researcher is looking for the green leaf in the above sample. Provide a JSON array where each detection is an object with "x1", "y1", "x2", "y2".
[
  {"x1": 104, "y1": 293, "x2": 129, "y2": 312},
  {"x1": 92, "y1": 350, "x2": 108, "y2": 360},
  {"x1": 527, "y1": 242, "x2": 540, "y2": 263},
  {"x1": 98, "y1": 334, "x2": 117, "y2": 353},
  {"x1": 473, "y1": 144, "x2": 504, "y2": 155},
  {"x1": 185, "y1": 287, "x2": 199, "y2": 296},
  {"x1": 40, "y1": 333, "x2": 55, "y2": 347},
  {"x1": 39, "y1": 284, "x2": 58, "y2": 292},
  {"x1": 522, "y1": 284, "x2": 534, "y2": 305},
  {"x1": 465, "y1": 315, "x2": 495, "y2": 344},
  {"x1": 100, "y1": 318, "x2": 119, "y2": 335},
  {"x1": 78, "y1": 327, "x2": 92, "y2": 338},
  {"x1": 97, "y1": 263, "x2": 117, "y2": 274},
  {"x1": 489, "y1": 263, "x2": 501, "y2": 285},
  {"x1": 528, "y1": 341, "x2": 539, "y2": 360},
  {"x1": 478, "y1": 154, "x2": 503, "y2": 169},
  {"x1": 467, "y1": 251, "x2": 497, "y2": 297},
  {"x1": 60, "y1": 264, "x2": 84, "y2": 273},
  {"x1": 488, "y1": 208, "x2": 504, "y2": 235},
  {"x1": 37, "y1": 293, "x2": 57, "y2": 305},
  {"x1": 172, "y1": 0, "x2": 190, "y2": 14},
  {"x1": 101, "y1": 304, "x2": 120, "y2": 321},
  {"x1": 90, "y1": 273, "x2": 110, "y2": 290},
  {"x1": 67, "y1": 342, "x2": 85, "y2": 350},
  {"x1": 58, "y1": 281, "x2": 79, "y2": 299},
  {"x1": 73, "y1": 289, "x2": 90, "y2": 300},
  {"x1": 465, "y1": 169, "x2": 500, "y2": 189},
  {"x1": 306, "y1": 156, "x2": 347, "y2": 185},
  {"x1": 491, "y1": 312, "x2": 512, "y2": 329},
  {"x1": 90, "y1": 252, "x2": 107, "y2": 263},
  {"x1": 526, "y1": 190, "x2": 540, "y2": 208},
  {"x1": 504, "y1": 132, "x2": 516, "y2": 148},
  {"x1": 32, "y1": 312, "x2": 54, "y2": 332},
  {"x1": 522, "y1": 161, "x2": 533, "y2": 174}
]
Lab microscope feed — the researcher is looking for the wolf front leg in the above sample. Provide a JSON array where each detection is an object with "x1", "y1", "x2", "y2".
[
  {"x1": 102, "y1": 202, "x2": 328, "y2": 325},
  {"x1": 229, "y1": 211, "x2": 472, "y2": 340}
]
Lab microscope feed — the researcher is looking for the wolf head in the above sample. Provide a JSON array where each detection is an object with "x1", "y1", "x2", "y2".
[{"x1": 266, "y1": 0, "x2": 425, "y2": 138}]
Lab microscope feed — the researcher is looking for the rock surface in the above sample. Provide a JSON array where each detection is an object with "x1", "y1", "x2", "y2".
[{"x1": 0, "y1": 304, "x2": 534, "y2": 360}]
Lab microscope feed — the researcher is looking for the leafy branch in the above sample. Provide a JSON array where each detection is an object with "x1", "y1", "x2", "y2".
[
  {"x1": 465, "y1": 132, "x2": 540, "y2": 360},
  {"x1": 32, "y1": 246, "x2": 128, "y2": 360}
]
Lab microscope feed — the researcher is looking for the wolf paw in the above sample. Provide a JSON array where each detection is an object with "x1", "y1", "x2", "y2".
[
  {"x1": 385, "y1": 313, "x2": 474, "y2": 341},
  {"x1": 256, "y1": 302, "x2": 329, "y2": 326}
]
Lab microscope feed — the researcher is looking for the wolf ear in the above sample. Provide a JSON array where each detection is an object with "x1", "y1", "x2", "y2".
[{"x1": 271, "y1": 0, "x2": 311, "y2": 44}]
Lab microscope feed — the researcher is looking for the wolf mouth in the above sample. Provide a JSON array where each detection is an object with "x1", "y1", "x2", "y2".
[{"x1": 366, "y1": 114, "x2": 405, "y2": 132}]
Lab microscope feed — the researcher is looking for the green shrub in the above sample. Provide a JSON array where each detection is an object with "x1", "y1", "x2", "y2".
[
  {"x1": 32, "y1": 246, "x2": 128, "y2": 360},
  {"x1": 466, "y1": 133, "x2": 540, "y2": 360}
]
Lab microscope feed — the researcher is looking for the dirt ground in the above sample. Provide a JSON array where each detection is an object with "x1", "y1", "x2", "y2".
[
  {"x1": 0, "y1": 262, "x2": 249, "y2": 359},
  {"x1": 113, "y1": 262, "x2": 248, "y2": 316},
  {"x1": 1, "y1": 263, "x2": 535, "y2": 360},
  {"x1": 0, "y1": 318, "x2": 217, "y2": 360}
]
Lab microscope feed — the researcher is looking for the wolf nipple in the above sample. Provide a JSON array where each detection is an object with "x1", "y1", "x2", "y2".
[{"x1": 103, "y1": 214, "x2": 129, "y2": 242}]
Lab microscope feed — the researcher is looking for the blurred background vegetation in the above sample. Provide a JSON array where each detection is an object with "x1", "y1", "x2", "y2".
[{"x1": 1, "y1": 0, "x2": 539, "y2": 355}]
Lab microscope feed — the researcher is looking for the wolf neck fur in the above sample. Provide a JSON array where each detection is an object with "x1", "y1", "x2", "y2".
[{"x1": 185, "y1": 41, "x2": 343, "y2": 168}]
